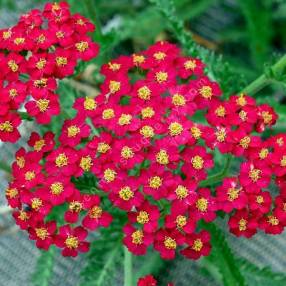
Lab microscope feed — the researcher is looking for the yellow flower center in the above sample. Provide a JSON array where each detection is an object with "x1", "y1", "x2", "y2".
[
  {"x1": 133, "y1": 54, "x2": 145, "y2": 65},
  {"x1": 175, "y1": 185, "x2": 188, "y2": 200},
  {"x1": 109, "y1": 80, "x2": 121, "y2": 93},
  {"x1": 215, "y1": 128, "x2": 226, "y2": 142},
  {"x1": 55, "y1": 153, "x2": 68, "y2": 167},
  {"x1": 118, "y1": 114, "x2": 132, "y2": 126},
  {"x1": 199, "y1": 86, "x2": 212, "y2": 99},
  {"x1": 36, "y1": 228, "x2": 48, "y2": 240},
  {"x1": 56, "y1": 31, "x2": 64, "y2": 39},
  {"x1": 31, "y1": 198, "x2": 43, "y2": 211},
  {"x1": 97, "y1": 142, "x2": 110, "y2": 154},
  {"x1": 215, "y1": 106, "x2": 226, "y2": 117},
  {"x1": 65, "y1": 236, "x2": 79, "y2": 249},
  {"x1": 108, "y1": 62, "x2": 121, "y2": 71},
  {"x1": 69, "y1": 201, "x2": 83, "y2": 212},
  {"x1": 192, "y1": 239, "x2": 203, "y2": 252},
  {"x1": 36, "y1": 58, "x2": 46, "y2": 70},
  {"x1": 8, "y1": 60, "x2": 19, "y2": 72},
  {"x1": 169, "y1": 122, "x2": 183, "y2": 136},
  {"x1": 249, "y1": 168, "x2": 261, "y2": 182},
  {"x1": 5, "y1": 188, "x2": 18, "y2": 198},
  {"x1": 37, "y1": 34, "x2": 46, "y2": 43},
  {"x1": 268, "y1": 215, "x2": 279, "y2": 226},
  {"x1": 131, "y1": 230, "x2": 143, "y2": 245},
  {"x1": 25, "y1": 171, "x2": 35, "y2": 181},
  {"x1": 190, "y1": 127, "x2": 202, "y2": 139},
  {"x1": 104, "y1": 168, "x2": 117, "y2": 182},
  {"x1": 238, "y1": 218, "x2": 247, "y2": 231},
  {"x1": 184, "y1": 60, "x2": 196, "y2": 70},
  {"x1": 261, "y1": 111, "x2": 272, "y2": 124},
  {"x1": 89, "y1": 206, "x2": 103, "y2": 219},
  {"x1": 137, "y1": 211, "x2": 149, "y2": 224},
  {"x1": 9, "y1": 88, "x2": 18, "y2": 98},
  {"x1": 50, "y1": 182, "x2": 64, "y2": 195},
  {"x1": 141, "y1": 107, "x2": 155, "y2": 119},
  {"x1": 121, "y1": 146, "x2": 134, "y2": 159},
  {"x1": 102, "y1": 108, "x2": 115, "y2": 120},
  {"x1": 256, "y1": 195, "x2": 264, "y2": 204},
  {"x1": 75, "y1": 41, "x2": 89, "y2": 52},
  {"x1": 149, "y1": 176, "x2": 163, "y2": 189},
  {"x1": 138, "y1": 86, "x2": 151, "y2": 100},
  {"x1": 18, "y1": 210, "x2": 29, "y2": 221},
  {"x1": 236, "y1": 94, "x2": 246, "y2": 106},
  {"x1": 119, "y1": 186, "x2": 134, "y2": 201},
  {"x1": 3, "y1": 30, "x2": 12, "y2": 39},
  {"x1": 280, "y1": 156, "x2": 286, "y2": 167},
  {"x1": 14, "y1": 37, "x2": 25, "y2": 45},
  {"x1": 36, "y1": 99, "x2": 50, "y2": 112},
  {"x1": 155, "y1": 71, "x2": 168, "y2": 83},
  {"x1": 259, "y1": 148, "x2": 269, "y2": 159},
  {"x1": 240, "y1": 136, "x2": 251, "y2": 149},
  {"x1": 154, "y1": 52, "x2": 166, "y2": 60},
  {"x1": 176, "y1": 215, "x2": 187, "y2": 228},
  {"x1": 239, "y1": 110, "x2": 247, "y2": 121},
  {"x1": 172, "y1": 94, "x2": 186, "y2": 106},
  {"x1": 16, "y1": 156, "x2": 25, "y2": 168},
  {"x1": 164, "y1": 237, "x2": 177, "y2": 250},
  {"x1": 67, "y1": 125, "x2": 80, "y2": 137},
  {"x1": 56, "y1": 56, "x2": 68, "y2": 67},
  {"x1": 0, "y1": 121, "x2": 13, "y2": 132},
  {"x1": 227, "y1": 187, "x2": 240, "y2": 201},
  {"x1": 80, "y1": 156, "x2": 93, "y2": 171},
  {"x1": 140, "y1": 125, "x2": 154, "y2": 138},
  {"x1": 34, "y1": 139, "x2": 45, "y2": 151},
  {"x1": 156, "y1": 150, "x2": 169, "y2": 165},
  {"x1": 84, "y1": 97, "x2": 97, "y2": 111},
  {"x1": 34, "y1": 78, "x2": 48, "y2": 88},
  {"x1": 196, "y1": 198, "x2": 208, "y2": 212},
  {"x1": 191, "y1": 155, "x2": 204, "y2": 170},
  {"x1": 277, "y1": 138, "x2": 284, "y2": 147}
]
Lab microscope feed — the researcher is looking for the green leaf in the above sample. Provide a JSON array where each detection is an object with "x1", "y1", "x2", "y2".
[
  {"x1": 31, "y1": 248, "x2": 55, "y2": 286},
  {"x1": 202, "y1": 223, "x2": 246, "y2": 286}
]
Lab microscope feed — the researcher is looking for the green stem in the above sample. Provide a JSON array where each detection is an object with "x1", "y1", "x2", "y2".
[
  {"x1": 200, "y1": 155, "x2": 232, "y2": 187},
  {"x1": 83, "y1": 0, "x2": 103, "y2": 40},
  {"x1": 0, "y1": 161, "x2": 11, "y2": 173},
  {"x1": 241, "y1": 54, "x2": 286, "y2": 96},
  {"x1": 124, "y1": 247, "x2": 133, "y2": 286}
]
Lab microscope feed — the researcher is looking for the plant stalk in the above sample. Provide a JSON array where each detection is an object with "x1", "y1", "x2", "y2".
[
  {"x1": 241, "y1": 54, "x2": 286, "y2": 96},
  {"x1": 124, "y1": 247, "x2": 133, "y2": 286}
]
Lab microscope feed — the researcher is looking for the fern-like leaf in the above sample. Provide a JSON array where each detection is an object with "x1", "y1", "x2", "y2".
[{"x1": 31, "y1": 248, "x2": 55, "y2": 286}]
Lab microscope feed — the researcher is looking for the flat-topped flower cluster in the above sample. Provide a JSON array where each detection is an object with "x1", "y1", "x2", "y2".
[
  {"x1": 0, "y1": 1, "x2": 98, "y2": 142},
  {"x1": 2, "y1": 2, "x2": 286, "y2": 260}
]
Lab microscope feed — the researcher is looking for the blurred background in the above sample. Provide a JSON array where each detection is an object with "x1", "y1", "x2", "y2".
[{"x1": 1, "y1": 0, "x2": 286, "y2": 285}]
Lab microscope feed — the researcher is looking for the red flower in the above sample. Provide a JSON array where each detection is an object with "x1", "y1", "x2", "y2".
[
  {"x1": 59, "y1": 116, "x2": 91, "y2": 147},
  {"x1": 154, "y1": 228, "x2": 185, "y2": 259},
  {"x1": 181, "y1": 230, "x2": 211, "y2": 260},
  {"x1": 46, "y1": 147, "x2": 79, "y2": 176},
  {"x1": 0, "y1": 113, "x2": 21, "y2": 142},
  {"x1": 55, "y1": 225, "x2": 89, "y2": 257},
  {"x1": 28, "y1": 221, "x2": 57, "y2": 250},
  {"x1": 239, "y1": 161, "x2": 271, "y2": 193},
  {"x1": 27, "y1": 132, "x2": 55, "y2": 154},
  {"x1": 259, "y1": 210, "x2": 284, "y2": 235},
  {"x1": 82, "y1": 195, "x2": 113, "y2": 230},
  {"x1": 228, "y1": 209, "x2": 258, "y2": 238},
  {"x1": 123, "y1": 225, "x2": 153, "y2": 255},
  {"x1": 128, "y1": 201, "x2": 160, "y2": 233},
  {"x1": 216, "y1": 177, "x2": 248, "y2": 213},
  {"x1": 137, "y1": 275, "x2": 157, "y2": 286}
]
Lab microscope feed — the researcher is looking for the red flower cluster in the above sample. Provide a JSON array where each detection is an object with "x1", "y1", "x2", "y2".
[
  {"x1": 137, "y1": 275, "x2": 173, "y2": 286},
  {"x1": 0, "y1": 2, "x2": 98, "y2": 142},
  {"x1": 6, "y1": 40, "x2": 286, "y2": 259}
]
